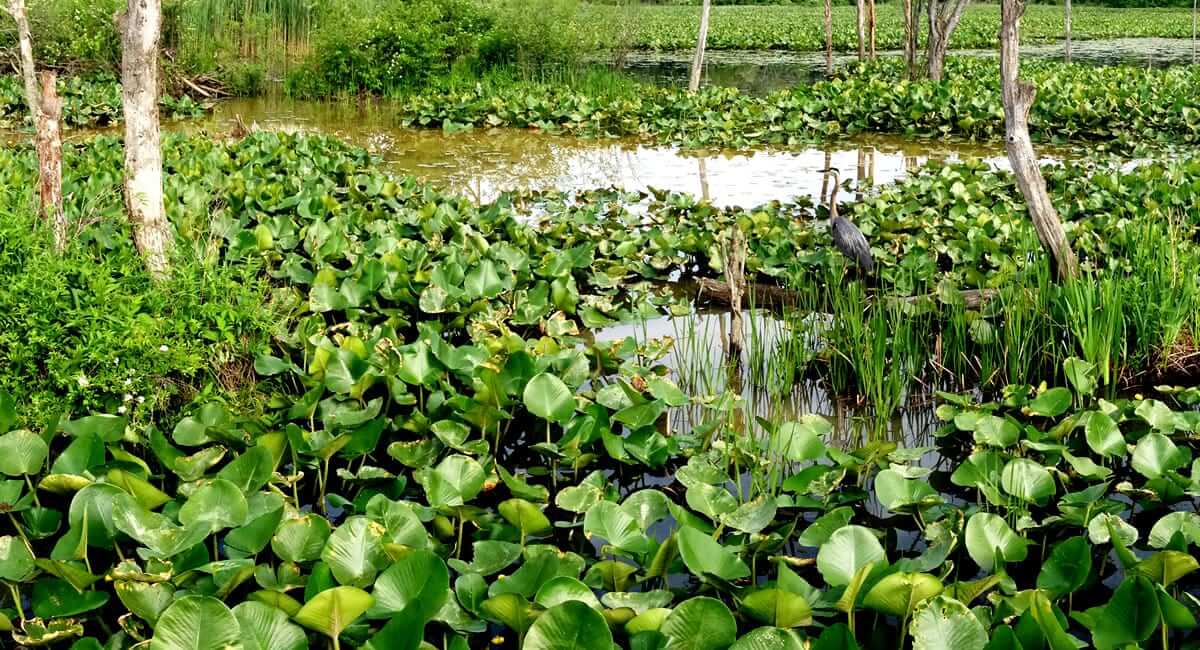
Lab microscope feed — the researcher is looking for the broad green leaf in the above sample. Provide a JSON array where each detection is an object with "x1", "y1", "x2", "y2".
[
  {"x1": 369, "y1": 549, "x2": 449, "y2": 621},
  {"x1": 233, "y1": 601, "x2": 307, "y2": 650},
  {"x1": 964, "y1": 513, "x2": 1028, "y2": 571},
  {"x1": 0, "y1": 430, "x2": 48, "y2": 476},
  {"x1": 322, "y1": 516, "x2": 387, "y2": 588},
  {"x1": 741, "y1": 588, "x2": 813, "y2": 628},
  {"x1": 661, "y1": 596, "x2": 737, "y2": 650},
  {"x1": 677, "y1": 525, "x2": 750, "y2": 581},
  {"x1": 525, "y1": 600, "x2": 613, "y2": 650},
  {"x1": 294, "y1": 586, "x2": 374, "y2": 641},
  {"x1": 1036, "y1": 536, "x2": 1092, "y2": 599},
  {"x1": 148, "y1": 596, "x2": 242, "y2": 650},
  {"x1": 910, "y1": 595, "x2": 988, "y2": 650},
  {"x1": 523, "y1": 373, "x2": 575, "y2": 422},
  {"x1": 816, "y1": 525, "x2": 885, "y2": 587},
  {"x1": 862, "y1": 572, "x2": 942, "y2": 617}
]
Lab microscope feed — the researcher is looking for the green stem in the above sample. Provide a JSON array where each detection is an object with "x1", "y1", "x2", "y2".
[{"x1": 8, "y1": 582, "x2": 26, "y2": 622}]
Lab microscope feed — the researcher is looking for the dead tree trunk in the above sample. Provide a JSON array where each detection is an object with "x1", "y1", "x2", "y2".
[
  {"x1": 926, "y1": 0, "x2": 970, "y2": 81},
  {"x1": 35, "y1": 72, "x2": 64, "y2": 249},
  {"x1": 723, "y1": 228, "x2": 746, "y2": 363},
  {"x1": 1192, "y1": 0, "x2": 1196, "y2": 64},
  {"x1": 688, "y1": 0, "x2": 712, "y2": 92},
  {"x1": 5, "y1": 0, "x2": 39, "y2": 126},
  {"x1": 1064, "y1": 0, "x2": 1072, "y2": 62},
  {"x1": 118, "y1": 0, "x2": 173, "y2": 280},
  {"x1": 7, "y1": 0, "x2": 65, "y2": 250},
  {"x1": 824, "y1": 0, "x2": 834, "y2": 75},
  {"x1": 867, "y1": 0, "x2": 877, "y2": 59},
  {"x1": 903, "y1": 0, "x2": 918, "y2": 78},
  {"x1": 1000, "y1": 0, "x2": 1079, "y2": 280},
  {"x1": 855, "y1": 0, "x2": 866, "y2": 60}
]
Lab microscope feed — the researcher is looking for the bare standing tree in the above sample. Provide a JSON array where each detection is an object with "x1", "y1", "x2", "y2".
[
  {"x1": 1064, "y1": 0, "x2": 1072, "y2": 62},
  {"x1": 868, "y1": 0, "x2": 877, "y2": 59},
  {"x1": 1000, "y1": 0, "x2": 1079, "y2": 279},
  {"x1": 926, "y1": 0, "x2": 970, "y2": 81},
  {"x1": 903, "y1": 0, "x2": 919, "y2": 78},
  {"x1": 6, "y1": 0, "x2": 66, "y2": 249},
  {"x1": 688, "y1": 0, "x2": 712, "y2": 92},
  {"x1": 1193, "y1": 0, "x2": 1196, "y2": 64},
  {"x1": 117, "y1": 0, "x2": 173, "y2": 279},
  {"x1": 856, "y1": 0, "x2": 866, "y2": 60},
  {"x1": 824, "y1": 0, "x2": 833, "y2": 75}
]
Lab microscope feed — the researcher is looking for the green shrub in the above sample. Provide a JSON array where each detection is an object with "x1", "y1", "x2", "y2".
[
  {"x1": 286, "y1": 0, "x2": 494, "y2": 97},
  {"x1": 0, "y1": 142, "x2": 279, "y2": 423},
  {"x1": 478, "y1": 0, "x2": 590, "y2": 71}
]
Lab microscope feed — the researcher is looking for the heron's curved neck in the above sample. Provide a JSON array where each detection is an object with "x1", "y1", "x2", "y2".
[{"x1": 827, "y1": 181, "x2": 839, "y2": 223}]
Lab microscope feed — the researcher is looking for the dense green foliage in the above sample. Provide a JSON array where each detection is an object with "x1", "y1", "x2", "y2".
[
  {"x1": 398, "y1": 58, "x2": 1200, "y2": 147},
  {"x1": 2, "y1": 131, "x2": 1200, "y2": 649},
  {"x1": 594, "y1": 3, "x2": 1200, "y2": 51},
  {"x1": 0, "y1": 75, "x2": 206, "y2": 129}
]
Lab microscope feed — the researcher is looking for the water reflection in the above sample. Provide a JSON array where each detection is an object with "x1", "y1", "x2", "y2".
[
  {"x1": 198, "y1": 96, "x2": 1072, "y2": 207},
  {"x1": 594, "y1": 309, "x2": 941, "y2": 451}
]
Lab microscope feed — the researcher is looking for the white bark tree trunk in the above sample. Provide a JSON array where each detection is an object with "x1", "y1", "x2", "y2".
[
  {"x1": 1192, "y1": 0, "x2": 1196, "y2": 64},
  {"x1": 1064, "y1": 0, "x2": 1072, "y2": 62},
  {"x1": 1000, "y1": 0, "x2": 1079, "y2": 280},
  {"x1": 688, "y1": 0, "x2": 711, "y2": 92},
  {"x1": 926, "y1": 0, "x2": 970, "y2": 81},
  {"x1": 118, "y1": 0, "x2": 173, "y2": 279},
  {"x1": 36, "y1": 72, "x2": 64, "y2": 250},
  {"x1": 824, "y1": 0, "x2": 833, "y2": 75},
  {"x1": 7, "y1": 0, "x2": 65, "y2": 250},
  {"x1": 856, "y1": 0, "x2": 866, "y2": 60},
  {"x1": 5, "y1": 0, "x2": 40, "y2": 126}
]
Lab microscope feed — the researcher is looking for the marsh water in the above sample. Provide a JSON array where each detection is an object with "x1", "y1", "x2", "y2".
[
  {"x1": 184, "y1": 95, "x2": 1077, "y2": 208},
  {"x1": 625, "y1": 38, "x2": 1200, "y2": 93}
]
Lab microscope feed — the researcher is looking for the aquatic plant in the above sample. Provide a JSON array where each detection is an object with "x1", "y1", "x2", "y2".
[
  {"x1": 1, "y1": 131, "x2": 1200, "y2": 647},
  {"x1": 397, "y1": 57, "x2": 1200, "y2": 149},
  {"x1": 0, "y1": 75, "x2": 206, "y2": 129}
]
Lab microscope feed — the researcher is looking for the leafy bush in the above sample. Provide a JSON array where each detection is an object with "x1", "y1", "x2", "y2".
[
  {"x1": 286, "y1": 0, "x2": 494, "y2": 97},
  {"x1": 478, "y1": 0, "x2": 590, "y2": 71},
  {"x1": 0, "y1": 140, "x2": 279, "y2": 422}
]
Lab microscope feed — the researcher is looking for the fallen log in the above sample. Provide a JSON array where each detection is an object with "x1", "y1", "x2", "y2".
[{"x1": 693, "y1": 277, "x2": 999, "y2": 312}]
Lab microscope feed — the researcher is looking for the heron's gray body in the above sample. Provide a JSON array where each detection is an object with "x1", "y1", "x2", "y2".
[
  {"x1": 823, "y1": 168, "x2": 874, "y2": 274},
  {"x1": 832, "y1": 215, "x2": 874, "y2": 273}
]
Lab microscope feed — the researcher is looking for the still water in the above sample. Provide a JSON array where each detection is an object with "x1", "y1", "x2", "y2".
[
  {"x1": 625, "y1": 38, "x2": 1200, "y2": 94},
  {"x1": 192, "y1": 95, "x2": 1074, "y2": 208}
]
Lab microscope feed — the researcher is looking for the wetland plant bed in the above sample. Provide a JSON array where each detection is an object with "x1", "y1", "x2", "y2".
[{"x1": 2, "y1": 131, "x2": 1200, "y2": 648}]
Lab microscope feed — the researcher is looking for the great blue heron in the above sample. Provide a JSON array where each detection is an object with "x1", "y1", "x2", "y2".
[{"x1": 819, "y1": 167, "x2": 874, "y2": 274}]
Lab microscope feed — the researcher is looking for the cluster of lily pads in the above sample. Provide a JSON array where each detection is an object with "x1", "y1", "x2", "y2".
[
  {"x1": 2, "y1": 130, "x2": 1200, "y2": 648},
  {"x1": 0, "y1": 75, "x2": 205, "y2": 130},
  {"x1": 398, "y1": 58, "x2": 1200, "y2": 149},
  {"x1": 589, "y1": 3, "x2": 1200, "y2": 52}
]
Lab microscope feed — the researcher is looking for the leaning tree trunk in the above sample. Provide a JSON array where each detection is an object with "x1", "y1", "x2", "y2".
[
  {"x1": 1064, "y1": 0, "x2": 1072, "y2": 62},
  {"x1": 688, "y1": 0, "x2": 712, "y2": 92},
  {"x1": 7, "y1": 0, "x2": 65, "y2": 250},
  {"x1": 1000, "y1": 0, "x2": 1079, "y2": 280},
  {"x1": 824, "y1": 0, "x2": 833, "y2": 75},
  {"x1": 868, "y1": 0, "x2": 877, "y2": 59},
  {"x1": 35, "y1": 72, "x2": 64, "y2": 249},
  {"x1": 118, "y1": 0, "x2": 173, "y2": 279},
  {"x1": 855, "y1": 0, "x2": 866, "y2": 60},
  {"x1": 926, "y1": 0, "x2": 970, "y2": 82}
]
